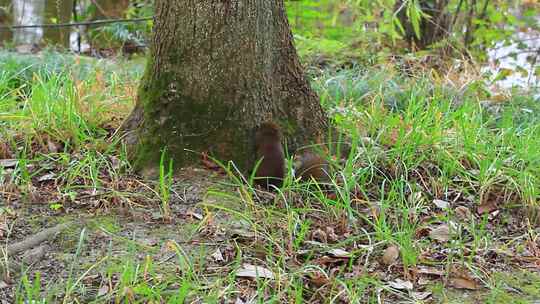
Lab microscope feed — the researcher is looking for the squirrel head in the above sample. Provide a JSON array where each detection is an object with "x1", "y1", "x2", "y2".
[{"x1": 256, "y1": 122, "x2": 282, "y2": 144}]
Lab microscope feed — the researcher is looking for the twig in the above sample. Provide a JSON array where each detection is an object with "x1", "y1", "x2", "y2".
[
  {"x1": 488, "y1": 37, "x2": 540, "y2": 52},
  {"x1": 478, "y1": 0, "x2": 490, "y2": 21},
  {"x1": 6, "y1": 222, "x2": 71, "y2": 255},
  {"x1": 464, "y1": 0, "x2": 477, "y2": 48},
  {"x1": 89, "y1": 0, "x2": 108, "y2": 19},
  {"x1": 73, "y1": 0, "x2": 81, "y2": 53},
  {"x1": 1, "y1": 245, "x2": 49, "y2": 276},
  {"x1": 491, "y1": 48, "x2": 539, "y2": 61},
  {"x1": 451, "y1": 0, "x2": 464, "y2": 30},
  {"x1": 0, "y1": 16, "x2": 153, "y2": 31},
  {"x1": 0, "y1": 259, "x2": 21, "y2": 276},
  {"x1": 527, "y1": 48, "x2": 539, "y2": 86}
]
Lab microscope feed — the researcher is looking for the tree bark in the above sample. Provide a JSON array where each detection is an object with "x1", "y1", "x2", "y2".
[
  {"x1": 43, "y1": 0, "x2": 73, "y2": 48},
  {"x1": 0, "y1": 0, "x2": 12, "y2": 46},
  {"x1": 121, "y1": 0, "x2": 328, "y2": 173},
  {"x1": 91, "y1": 0, "x2": 129, "y2": 19},
  {"x1": 12, "y1": 0, "x2": 45, "y2": 45}
]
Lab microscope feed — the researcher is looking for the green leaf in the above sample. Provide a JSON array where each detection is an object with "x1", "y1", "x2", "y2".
[
  {"x1": 516, "y1": 66, "x2": 529, "y2": 78},
  {"x1": 49, "y1": 202, "x2": 63, "y2": 210},
  {"x1": 406, "y1": 0, "x2": 423, "y2": 40},
  {"x1": 493, "y1": 68, "x2": 513, "y2": 81}
]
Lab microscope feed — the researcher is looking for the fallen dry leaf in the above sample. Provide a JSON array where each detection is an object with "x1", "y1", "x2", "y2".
[
  {"x1": 449, "y1": 277, "x2": 479, "y2": 290},
  {"x1": 236, "y1": 264, "x2": 274, "y2": 280},
  {"x1": 417, "y1": 276, "x2": 432, "y2": 285},
  {"x1": 187, "y1": 210, "x2": 203, "y2": 220},
  {"x1": 211, "y1": 248, "x2": 224, "y2": 262},
  {"x1": 382, "y1": 245, "x2": 400, "y2": 265},
  {"x1": 415, "y1": 227, "x2": 431, "y2": 238},
  {"x1": 0, "y1": 281, "x2": 8, "y2": 289},
  {"x1": 429, "y1": 224, "x2": 451, "y2": 242},
  {"x1": 97, "y1": 285, "x2": 109, "y2": 297},
  {"x1": 38, "y1": 173, "x2": 56, "y2": 182},
  {"x1": 0, "y1": 142, "x2": 12, "y2": 159},
  {"x1": 309, "y1": 272, "x2": 330, "y2": 287},
  {"x1": 415, "y1": 266, "x2": 444, "y2": 276},
  {"x1": 325, "y1": 226, "x2": 340, "y2": 243},
  {"x1": 388, "y1": 278, "x2": 413, "y2": 290},
  {"x1": 477, "y1": 201, "x2": 498, "y2": 215},
  {"x1": 311, "y1": 228, "x2": 328, "y2": 243},
  {"x1": 455, "y1": 206, "x2": 472, "y2": 221},
  {"x1": 234, "y1": 298, "x2": 246, "y2": 304},
  {"x1": 433, "y1": 199, "x2": 450, "y2": 209},
  {"x1": 328, "y1": 248, "x2": 351, "y2": 258},
  {"x1": 47, "y1": 139, "x2": 61, "y2": 153},
  {"x1": 412, "y1": 291, "x2": 432, "y2": 300},
  {"x1": 0, "y1": 159, "x2": 17, "y2": 168},
  {"x1": 312, "y1": 255, "x2": 345, "y2": 267},
  {"x1": 229, "y1": 228, "x2": 257, "y2": 239}
]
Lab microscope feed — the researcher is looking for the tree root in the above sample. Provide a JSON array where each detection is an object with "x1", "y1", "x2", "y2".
[
  {"x1": 6, "y1": 222, "x2": 71, "y2": 255},
  {"x1": 1, "y1": 222, "x2": 72, "y2": 278}
]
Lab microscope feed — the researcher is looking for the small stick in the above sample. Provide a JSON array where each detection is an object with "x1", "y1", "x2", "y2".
[{"x1": 6, "y1": 222, "x2": 71, "y2": 255}]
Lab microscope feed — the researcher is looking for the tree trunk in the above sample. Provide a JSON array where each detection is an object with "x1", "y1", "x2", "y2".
[
  {"x1": 91, "y1": 0, "x2": 129, "y2": 19},
  {"x1": 12, "y1": 0, "x2": 45, "y2": 45},
  {"x1": 121, "y1": 0, "x2": 328, "y2": 174},
  {"x1": 43, "y1": 0, "x2": 73, "y2": 48},
  {"x1": 395, "y1": 0, "x2": 451, "y2": 49},
  {"x1": 0, "y1": 0, "x2": 12, "y2": 46}
]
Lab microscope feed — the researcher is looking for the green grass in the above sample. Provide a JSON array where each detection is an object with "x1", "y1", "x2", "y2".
[
  {"x1": 0, "y1": 51, "x2": 142, "y2": 148},
  {"x1": 315, "y1": 66, "x2": 540, "y2": 207},
  {"x1": 1, "y1": 50, "x2": 540, "y2": 303}
]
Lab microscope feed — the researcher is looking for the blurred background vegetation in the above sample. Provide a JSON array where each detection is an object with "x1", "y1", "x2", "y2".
[
  {"x1": 0, "y1": 1, "x2": 537, "y2": 71},
  {"x1": 0, "y1": 0, "x2": 537, "y2": 93}
]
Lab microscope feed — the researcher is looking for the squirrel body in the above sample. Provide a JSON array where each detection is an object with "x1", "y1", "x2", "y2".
[
  {"x1": 253, "y1": 122, "x2": 335, "y2": 189},
  {"x1": 254, "y1": 122, "x2": 285, "y2": 189},
  {"x1": 294, "y1": 150, "x2": 331, "y2": 183}
]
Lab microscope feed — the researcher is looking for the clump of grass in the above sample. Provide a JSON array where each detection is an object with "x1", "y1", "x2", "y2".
[
  {"x1": 158, "y1": 149, "x2": 174, "y2": 221},
  {"x1": 0, "y1": 51, "x2": 140, "y2": 152},
  {"x1": 316, "y1": 66, "x2": 539, "y2": 208},
  {"x1": 0, "y1": 51, "x2": 142, "y2": 206}
]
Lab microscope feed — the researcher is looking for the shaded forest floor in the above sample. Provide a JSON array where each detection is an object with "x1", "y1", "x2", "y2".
[{"x1": 1, "y1": 51, "x2": 540, "y2": 303}]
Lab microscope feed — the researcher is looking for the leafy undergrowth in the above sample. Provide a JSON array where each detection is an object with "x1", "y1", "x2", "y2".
[{"x1": 1, "y1": 51, "x2": 540, "y2": 303}]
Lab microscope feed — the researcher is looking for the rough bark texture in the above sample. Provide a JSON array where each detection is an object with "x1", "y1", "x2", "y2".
[
  {"x1": 122, "y1": 0, "x2": 328, "y2": 173},
  {"x1": 12, "y1": 0, "x2": 44, "y2": 45},
  {"x1": 43, "y1": 0, "x2": 73, "y2": 48},
  {"x1": 91, "y1": 0, "x2": 129, "y2": 19},
  {"x1": 0, "y1": 0, "x2": 12, "y2": 46}
]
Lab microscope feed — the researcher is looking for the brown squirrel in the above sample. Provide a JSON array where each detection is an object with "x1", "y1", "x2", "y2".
[
  {"x1": 254, "y1": 122, "x2": 285, "y2": 189},
  {"x1": 253, "y1": 122, "x2": 336, "y2": 189},
  {"x1": 294, "y1": 149, "x2": 331, "y2": 183}
]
